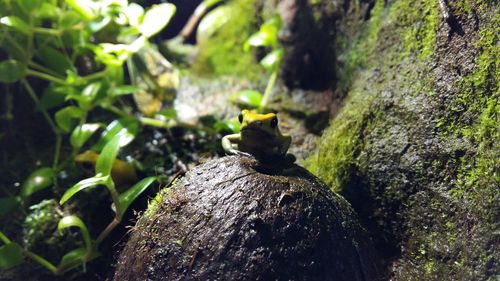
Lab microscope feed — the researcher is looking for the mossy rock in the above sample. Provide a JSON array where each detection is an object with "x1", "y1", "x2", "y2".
[{"x1": 114, "y1": 156, "x2": 380, "y2": 280}]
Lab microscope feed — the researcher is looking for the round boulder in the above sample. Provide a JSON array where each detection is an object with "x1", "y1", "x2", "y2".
[{"x1": 114, "y1": 156, "x2": 380, "y2": 280}]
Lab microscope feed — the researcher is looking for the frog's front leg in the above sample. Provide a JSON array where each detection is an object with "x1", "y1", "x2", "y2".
[{"x1": 222, "y1": 134, "x2": 252, "y2": 157}]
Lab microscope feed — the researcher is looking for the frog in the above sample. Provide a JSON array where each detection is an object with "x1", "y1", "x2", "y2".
[{"x1": 222, "y1": 110, "x2": 292, "y2": 161}]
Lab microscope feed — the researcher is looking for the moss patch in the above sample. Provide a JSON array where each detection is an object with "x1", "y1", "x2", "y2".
[
  {"x1": 306, "y1": 0, "x2": 498, "y2": 279},
  {"x1": 192, "y1": 0, "x2": 263, "y2": 80}
]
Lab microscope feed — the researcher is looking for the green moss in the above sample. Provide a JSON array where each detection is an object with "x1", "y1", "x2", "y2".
[
  {"x1": 337, "y1": 0, "x2": 386, "y2": 90},
  {"x1": 307, "y1": 0, "x2": 497, "y2": 279},
  {"x1": 389, "y1": 0, "x2": 438, "y2": 59},
  {"x1": 193, "y1": 0, "x2": 263, "y2": 79},
  {"x1": 441, "y1": 14, "x2": 499, "y2": 210},
  {"x1": 305, "y1": 97, "x2": 365, "y2": 191},
  {"x1": 143, "y1": 186, "x2": 171, "y2": 218}
]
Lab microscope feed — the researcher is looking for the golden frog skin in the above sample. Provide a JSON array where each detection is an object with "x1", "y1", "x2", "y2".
[{"x1": 222, "y1": 109, "x2": 291, "y2": 160}]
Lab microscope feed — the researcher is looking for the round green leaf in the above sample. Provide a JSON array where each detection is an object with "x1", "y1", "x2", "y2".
[
  {"x1": 0, "y1": 243, "x2": 24, "y2": 269},
  {"x1": 230, "y1": 90, "x2": 263, "y2": 108},
  {"x1": 20, "y1": 167, "x2": 55, "y2": 199},
  {"x1": 139, "y1": 3, "x2": 176, "y2": 38},
  {"x1": 197, "y1": 6, "x2": 231, "y2": 44},
  {"x1": 0, "y1": 60, "x2": 26, "y2": 83},
  {"x1": 58, "y1": 216, "x2": 91, "y2": 251},
  {"x1": 0, "y1": 16, "x2": 30, "y2": 35},
  {"x1": 125, "y1": 3, "x2": 144, "y2": 27},
  {"x1": 260, "y1": 48, "x2": 284, "y2": 73}
]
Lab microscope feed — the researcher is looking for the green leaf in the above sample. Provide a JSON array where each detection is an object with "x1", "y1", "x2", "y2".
[
  {"x1": 93, "y1": 117, "x2": 139, "y2": 151},
  {"x1": 0, "y1": 16, "x2": 30, "y2": 35},
  {"x1": 37, "y1": 46, "x2": 73, "y2": 76},
  {"x1": 0, "y1": 243, "x2": 24, "y2": 269},
  {"x1": 60, "y1": 175, "x2": 110, "y2": 205},
  {"x1": 118, "y1": 177, "x2": 156, "y2": 216},
  {"x1": 17, "y1": 0, "x2": 43, "y2": 15},
  {"x1": 58, "y1": 247, "x2": 100, "y2": 272},
  {"x1": 70, "y1": 123, "x2": 102, "y2": 149},
  {"x1": 157, "y1": 108, "x2": 177, "y2": 120},
  {"x1": 203, "y1": 0, "x2": 224, "y2": 8},
  {"x1": 65, "y1": 0, "x2": 95, "y2": 20},
  {"x1": 260, "y1": 48, "x2": 283, "y2": 73},
  {"x1": 20, "y1": 167, "x2": 55, "y2": 199},
  {"x1": 214, "y1": 119, "x2": 240, "y2": 133},
  {"x1": 66, "y1": 82, "x2": 102, "y2": 110},
  {"x1": 0, "y1": 197, "x2": 20, "y2": 217},
  {"x1": 55, "y1": 106, "x2": 85, "y2": 133},
  {"x1": 0, "y1": 60, "x2": 26, "y2": 83},
  {"x1": 243, "y1": 15, "x2": 281, "y2": 51},
  {"x1": 125, "y1": 3, "x2": 144, "y2": 27},
  {"x1": 37, "y1": 85, "x2": 69, "y2": 111},
  {"x1": 139, "y1": 3, "x2": 176, "y2": 38},
  {"x1": 230, "y1": 90, "x2": 263, "y2": 108},
  {"x1": 95, "y1": 134, "x2": 122, "y2": 176},
  {"x1": 58, "y1": 216, "x2": 91, "y2": 251},
  {"x1": 197, "y1": 6, "x2": 231, "y2": 44}
]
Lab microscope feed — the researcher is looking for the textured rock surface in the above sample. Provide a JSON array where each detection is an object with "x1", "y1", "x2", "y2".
[
  {"x1": 306, "y1": 0, "x2": 499, "y2": 280},
  {"x1": 114, "y1": 156, "x2": 380, "y2": 280}
]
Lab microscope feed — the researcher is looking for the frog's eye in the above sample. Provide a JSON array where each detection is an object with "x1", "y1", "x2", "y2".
[
  {"x1": 238, "y1": 113, "x2": 243, "y2": 123},
  {"x1": 270, "y1": 117, "x2": 278, "y2": 128}
]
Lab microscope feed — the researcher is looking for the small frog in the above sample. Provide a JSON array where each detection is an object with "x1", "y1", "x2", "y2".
[{"x1": 222, "y1": 110, "x2": 292, "y2": 161}]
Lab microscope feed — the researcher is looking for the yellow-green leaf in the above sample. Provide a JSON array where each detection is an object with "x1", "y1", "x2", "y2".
[
  {"x1": 118, "y1": 177, "x2": 156, "y2": 217},
  {"x1": 60, "y1": 174, "x2": 110, "y2": 205},
  {"x1": 70, "y1": 123, "x2": 102, "y2": 149},
  {"x1": 58, "y1": 216, "x2": 91, "y2": 251},
  {"x1": 20, "y1": 167, "x2": 55, "y2": 199},
  {"x1": 139, "y1": 3, "x2": 176, "y2": 38},
  {"x1": 0, "y1": 16, "x2": 30, "y2": 35}
]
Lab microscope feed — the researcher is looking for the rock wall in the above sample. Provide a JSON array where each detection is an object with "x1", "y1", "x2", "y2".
[{"x1": 305, "y1": 0, "x2": 498, "y2": 280}]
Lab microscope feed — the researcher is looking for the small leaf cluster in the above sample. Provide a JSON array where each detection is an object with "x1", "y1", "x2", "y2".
[
  {"x1": 0, "y1": 0, "x2": 174, "y2": 275},
  {"x1": 232, "y1": 15, "x2": 284, "y2": 111}
]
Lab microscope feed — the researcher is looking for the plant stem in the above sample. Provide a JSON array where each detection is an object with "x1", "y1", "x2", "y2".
[
  {"x1": 33, "y1": 27, "x2": 62, "y2": 36},
  {"x1": 26, "y1": 69, "x2": 67, "y2": 85},
  {"x1": 21, "y1": 79, "x2": 62, "y2": 170},
  {"x1": 259, "y1": 70, "x2": 278, "y2": 111},
  {"x1": 53, "y1": 135, "x2": 62, "y2": 169},
  {"x1": 0, "y1": 230, "x2": 11, "y2": 244},
  {"x1": 28, "y1": 62, "x2": 65, "y2": 79},
  {"x1": 23, "y1": 250, "x2": 58, "y2": 274},
  {"x1": 82, "y1": 70, "x2": 107, "y2": 81},
  {"x1": 20, "y1": 79, "x2": 60, "y2": 135}
]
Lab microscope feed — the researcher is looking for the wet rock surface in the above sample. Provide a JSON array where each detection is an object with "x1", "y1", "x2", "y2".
[{"x1": 114, "y1": 156, "x2": 380, "y2": 281}]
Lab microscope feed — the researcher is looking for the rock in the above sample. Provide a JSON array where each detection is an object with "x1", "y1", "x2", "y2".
[{"x1": 114, "y1": 156, "x2": 380, "y2": 280}]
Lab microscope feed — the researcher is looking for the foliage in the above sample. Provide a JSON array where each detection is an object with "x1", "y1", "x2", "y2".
[
  {"x1": 232, "y1": 15, "x2": 284, "y2": 111},
  {"x1": 0, "y1": 0, "x2": 173, "y2": 275}
]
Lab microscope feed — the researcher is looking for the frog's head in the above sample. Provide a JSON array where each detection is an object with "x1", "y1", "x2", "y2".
[{"x1": 238, "y1": 109, "x2": 280, "y2": 137}]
